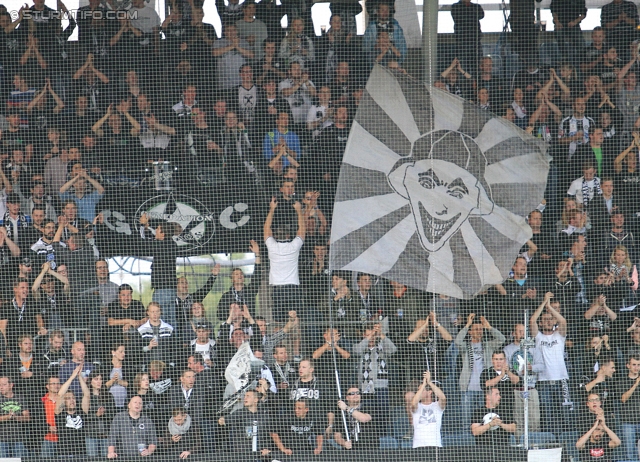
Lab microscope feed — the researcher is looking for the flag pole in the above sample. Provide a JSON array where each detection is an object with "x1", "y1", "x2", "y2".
[
  {"x1": 422, "y1": 0, "x2": 438, "y2": 86},
  {"x1": 522, "y1": 308, "x2": 534, "y2": 450},
  {"x1": 328, "y1": 287, "x2": 350, "y2": 441}
]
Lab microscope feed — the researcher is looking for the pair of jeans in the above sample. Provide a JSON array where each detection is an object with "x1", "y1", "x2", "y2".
[
  {"x1": 538, "y1": 380, "x2": 574, "y2": 436},
  {"x1": 85, "y1": 437, "x2": 108, "y2": 457},
  {"x1": 461, "y1": 390, "x2": 484, "y2": 432},
  {"x1": 0, "y1": 441, "x2": 28, "y2": 458},
  {"x1": 152, "y1": 288, "x2": 177, "y2": 329},
  {"x1": 40, "y1": 440, "x2": 57, "y2": 458},
  {"x1": 271, "y1": 285, "x2": 301, "y2": 323},
  {"x1": 621, "y1": 423, "x2": 640, "y2": 461}
]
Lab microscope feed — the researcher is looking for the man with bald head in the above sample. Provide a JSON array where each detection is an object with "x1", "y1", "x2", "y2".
[
  {"x1": 58, "y1": 341, "x2": 93, "y2": 397},
  {"x1": 108, "y1": 396, "x2": 157, "y2": 458}
]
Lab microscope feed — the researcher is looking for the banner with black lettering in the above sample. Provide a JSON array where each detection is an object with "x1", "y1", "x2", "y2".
[{"x1": 95, "y1": 185, "x2": 264, "y2": 257}]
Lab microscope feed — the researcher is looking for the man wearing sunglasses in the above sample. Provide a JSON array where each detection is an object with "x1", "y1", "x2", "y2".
[{"x1": 334, "y1": 386, "x2": 374, "y2": 450}]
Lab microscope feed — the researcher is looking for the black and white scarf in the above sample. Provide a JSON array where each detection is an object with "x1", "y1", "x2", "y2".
[
  {"x1": 361, "y1": 342, "x2": 386, "y2": 394},
  {"x1": 512, "y1": 101, "x2": 527, "y2": 119},
  {"x1": 610, "y1": 263, "x2": 630, "y2": 277},
  {"x1": 13, "y1": 299, "x2": 25, "y2": 322},
  {"x1": 43, "y1": 293, "x2": 57, "y2": 317},
  {"x1": 230, "y1": 287, "x2": 246, "y2": 305},
  {"x1": 467, "y1": 339, "x2": 483, "y2": 377},
  {"x1": 274, "y1": 361, "x2": 293, "y2": 386},
  {"x1": 347, "y1": 404, "x2": 362, "y2": 441},
  {"x1": 3, "y1": 212, "x2": 29, "y2": 241},
  {"x1": 582, "y1": 177, "x2": 602, "y2": 206}
]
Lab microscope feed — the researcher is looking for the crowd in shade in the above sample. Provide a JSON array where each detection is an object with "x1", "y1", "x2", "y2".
[{"x1": 0, "y1": 0, "x2": 640, "y2": 460}]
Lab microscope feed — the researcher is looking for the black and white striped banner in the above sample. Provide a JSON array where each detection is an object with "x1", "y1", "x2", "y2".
[{"x1": 329, "y1": 65, "x2": 550, "y2": 299}]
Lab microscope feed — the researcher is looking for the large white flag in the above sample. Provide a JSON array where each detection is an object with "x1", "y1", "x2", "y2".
[
  {"x1": 329, "y1": 65, "x2": 550, "y2": 299},
  {"x1": 225, "y1": 342, "x2": 259, "y2": 393}
]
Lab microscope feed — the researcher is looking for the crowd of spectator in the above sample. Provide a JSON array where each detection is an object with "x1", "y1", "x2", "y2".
[{"x1": 1, "y1": 0, "x2": 640, "y2": 460}]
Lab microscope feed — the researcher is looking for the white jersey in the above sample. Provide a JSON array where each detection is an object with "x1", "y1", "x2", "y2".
[
  {"x1": 535, "y1": 331, "x2": 568, "y2": 381},
  {"x1": 265, "y1": 236, "x2": 303, "y2": 285},
  {"x1": 412, "y1": 401, "x2": 444, "y2": 448}
]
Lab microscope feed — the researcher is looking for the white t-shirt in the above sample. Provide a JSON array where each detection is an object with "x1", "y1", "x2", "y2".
[
  {"x1": 238, "y1": 85, "x2": 258, "y2": 124},
  {"x1": 279, "y1": 78, "x2": 315, "y2": 124},
  {"x1": 191, "y1": 339, "x2": 215, "y2": 363},
  {"x1": 306, "y1": 104, "x2": 333, "y2": 138},
  {"x1": 535, "y1": 331, "x2": 568, "y2": 381},
  {"x1": 567, "y1": 176, "x2": 599, "y2": 204},
  {"x1": 265, "y1": 236, "x2": 303, "y2": 285},
  {"x1": 130, "y1": 6, "x2": 161, "y2": 34},
  {"x1": 412, "y1": 401, "x2": 444, "y2": 448}
]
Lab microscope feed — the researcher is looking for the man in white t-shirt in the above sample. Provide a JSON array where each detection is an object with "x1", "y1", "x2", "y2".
[
  {"x1": 264, "y1": 195, "x2": 305, "y2": 324},
  {"x1": 531, "y1": 291, "x2": 573, "y2": 437},
  {"x1": 410, "y1": 370, "x2": 446, "y2": 449},
  {"x1": 567, "y1": 161, "x2": 601, "y2": 207},
  {"x1": 279, "y1": 62, "x2": 316, "y2": 127}
]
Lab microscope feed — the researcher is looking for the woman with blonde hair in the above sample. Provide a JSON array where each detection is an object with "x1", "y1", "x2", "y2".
[{"x1": 609, "y1": 245, "x2": 637, "y2": 290}]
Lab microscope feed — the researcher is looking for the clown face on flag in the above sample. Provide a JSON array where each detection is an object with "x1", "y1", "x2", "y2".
[{"x1": 329, "y1": 65, "x2": 550, "y2": 299}]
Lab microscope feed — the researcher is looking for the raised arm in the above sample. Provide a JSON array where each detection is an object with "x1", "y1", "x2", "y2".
[
  {"x1": 622, "y1": 373, "x2": 640, "y2": 403},
  {"x1": 263, "y1": 196, "x2": 277, "y2": 240},
  {"x1": 4, "y1": 6, "x2": 25, "y2": 33},
  {"x1": 110, "y1": 20, "x2": 129, "y2": 46},
  {"x1": 455, "y1": 313, "x2": 475, "y2": 346},
  {"x1": 52, "y1": 218, "x2": 65, "y2": 243},
  {"x1": 576, "y1": 418, "x2": 600, "y2": 449},
  {"x1": 73, "y1": 54, "x2": 92, "y2": 80},
  {"x1": 122, "y1": 109, "x2": 141, "y2": 136},
  {"x1": 55, "y1": 363, "x2": 82, "y2": 414},
  {"x1": 32, "y1": 262, "x2": 52, "y2": 296},
  {"x1": 481, "y1": 316, "x2": 506, "y2": 347},
  {"x1": 0, "y1": 168, "x2": 12, "y2": 194},
  {"x1": 79, "y1": 368, "x2": 91, "y2": 413},
  {"x1": 27, "y1": 86, "x2": 48, "y2": 112},
  {"x1": 0, "y1": 228, "x2": 20, "y2": 257},
  {"x1": 46, "y1": 79, "x2": 65, "y2": 113},
  {"x1": 59, "y1": 174, "x2": 81, "y2": 194},
  {"x1": 544, "y1": 297, "x2": 566, "y2": 336},
  {"x1": 615, "y1": 135, "x2": 638, "y2": 173},
  {"x1": 80, "y1": 170, "x2": 105, "y2": 195},
  {"x1": 427, "y1": 370, "x2": 447, "y2": 409},
  {"x1": 618, "y1": 56, "x2": 637, "y2": 83},
  {"x1": 407, "y1": 317, "x2": 429, "y2": 342},
  {"x1": 545, "y1": 98, "x2": 564, "y2": 123},
  {"x1": 31, "y1": 39, "x2": 47, "y2": 69},
  {"x1": 47, "y1": 265, "x2": 69, "y2": 292},
  {"x1": 530, "y1": 292, "x2": 552, "y2": 336},
  {"x1": 293, "y1": 201, "x2": 305, "y2": 240},
  {"x1": 552, "y1": 69, "x2": 571, "y2": 99},
  {"x1": 441, "y1": 58, "x2": 459, "y2": 79},
  {"x1": 410, "y1": 372, "x2": 427, "y2": 413},
  {"x1": 92, "y1": 105, "x2": 113, "y2": 137}
]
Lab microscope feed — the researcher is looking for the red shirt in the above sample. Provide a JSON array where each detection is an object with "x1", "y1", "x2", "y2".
[{"x1": 42, "y1": 393, "x2": 58, "y2": 442}]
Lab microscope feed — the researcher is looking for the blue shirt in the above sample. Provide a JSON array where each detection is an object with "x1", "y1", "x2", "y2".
[
  {"x1": 263, "y1": 129, "x2": 301, "y2": 167},
  {"x1": 60, "y1": 190, "x2": 104, "y2": 222},
  {"x1": 59, "y1": 361, "x2": 94, "y2": 397}
]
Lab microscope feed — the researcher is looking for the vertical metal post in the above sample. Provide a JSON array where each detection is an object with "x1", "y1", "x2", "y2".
[
  {"x1": 422, "y1": 0, "x2": 439, "y2": 85},
  {"x1": 523, "y1": 310, "x2": 531, "y2": 450}
]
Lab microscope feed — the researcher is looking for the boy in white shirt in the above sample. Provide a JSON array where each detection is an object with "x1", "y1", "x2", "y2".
[{"x1": 410, "y1": 370, "x2": 447, "y2": 449}]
